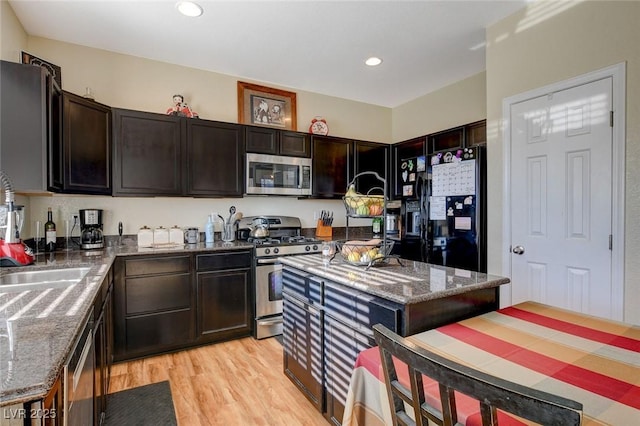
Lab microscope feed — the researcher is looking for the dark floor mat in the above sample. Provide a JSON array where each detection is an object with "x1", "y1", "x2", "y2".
[{"x1": 104, "y1": 381, "x2": 176, "y2": 426}]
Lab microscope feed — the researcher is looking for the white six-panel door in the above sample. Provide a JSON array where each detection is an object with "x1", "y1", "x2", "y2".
[{"x1": 510, "y1": 77, "x2": 614, "y2": 319}]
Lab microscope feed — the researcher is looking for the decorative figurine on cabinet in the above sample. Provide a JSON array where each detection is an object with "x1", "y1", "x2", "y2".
[
  {"x1": 309, "y1": 116, "x2": 329, "y2": 135},
  {"x1": 166, "y1": 94, "x2": 199, "y2": 118}
]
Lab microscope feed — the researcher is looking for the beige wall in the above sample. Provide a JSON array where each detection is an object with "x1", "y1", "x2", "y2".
[
  {"x1": 486, "y1": 0, "x2": 640, "y2": 323},
  {"x1": 392, "y1": 72, "x2": 487, "y2": 142},
  {"x1": 0, "y1": 0, "x2": 26, "y2": 62}
]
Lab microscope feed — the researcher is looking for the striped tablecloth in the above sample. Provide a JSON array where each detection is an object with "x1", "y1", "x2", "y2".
[{"x1": 342, "y1": 302, "x2": 640, "y2": 425}]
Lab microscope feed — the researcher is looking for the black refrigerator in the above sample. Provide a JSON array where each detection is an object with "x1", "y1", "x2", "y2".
[{"x1": 400, "y1": 147, "x2": 487, "y2": 272}]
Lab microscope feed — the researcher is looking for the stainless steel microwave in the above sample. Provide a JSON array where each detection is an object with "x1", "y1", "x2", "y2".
[{"x1": 246, "y1": 153, "x2": 312, "y2": 196}]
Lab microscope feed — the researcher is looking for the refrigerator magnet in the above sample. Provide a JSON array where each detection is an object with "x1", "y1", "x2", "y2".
[{"x1": 454, "y1": 216, "x2": 472, "y2": 230}]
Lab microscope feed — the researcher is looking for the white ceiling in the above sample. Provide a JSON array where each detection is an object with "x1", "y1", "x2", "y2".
[{"x1": 9, "y1": 0, "x2": 528, "y2": 108}]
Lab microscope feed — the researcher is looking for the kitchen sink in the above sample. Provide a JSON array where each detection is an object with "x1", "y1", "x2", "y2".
[{"x1": 0, "y1": 267, "x2": 91, "y2": 292}]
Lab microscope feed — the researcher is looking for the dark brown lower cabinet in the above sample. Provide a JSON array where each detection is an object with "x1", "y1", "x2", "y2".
[
  {"x1": 196, "y1": 251, "x2": 252, "y2": 343},
  {"x1": 93, "y1": 266, "x2": 113, "y2": 426},
  {"x1": 113, "y1": 250, "x2": 253, "y2": 361},
  {"x1": 113, "y1": 254, "x2": 194, "y2": 361},
  {"x1": 282, "y1": 266, "x2": 498, "y2": 425},
  {"x1": 282, "y1": 294, "x2": 323, "y2": 411},
  {"x1": 42, "y1": 375, "x2": 63, "y2": 426}
]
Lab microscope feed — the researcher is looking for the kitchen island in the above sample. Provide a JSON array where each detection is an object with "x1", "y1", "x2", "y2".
[
  {"x1": 279, "y1": 254, "x2": 510, "y2": 425},
  {"x1": 0, "y1": 239, "x2": 253, "y2": 422}
]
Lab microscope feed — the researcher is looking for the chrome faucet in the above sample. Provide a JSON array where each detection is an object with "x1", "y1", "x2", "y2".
[{"x1": 0, "y1": 171, "x2": 21, "y2": 243}]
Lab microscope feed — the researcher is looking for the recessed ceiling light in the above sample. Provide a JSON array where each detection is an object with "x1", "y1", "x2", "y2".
[
  {"x1": 176, "y1": 1, "x2": 203, "y2": 17},
  {"x1": 365, "y1": 57, "x2": 383, "y2": 67}
]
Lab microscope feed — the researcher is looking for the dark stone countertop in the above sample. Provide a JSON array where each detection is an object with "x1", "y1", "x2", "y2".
[
  {"x1": 0, "y1": 240, "x2": 254, "y2": 407},
  {"x1": 278, "y1": 254, "x2": 510, "y2": 305}
]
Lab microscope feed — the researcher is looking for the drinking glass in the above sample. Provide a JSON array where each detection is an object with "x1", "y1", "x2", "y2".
[
  {"x1": 63, "y1": 219, "x2": 72, "y2": 251},
  {"x1": 34, "y1": 220, "x2": 42, "y2": 253}
]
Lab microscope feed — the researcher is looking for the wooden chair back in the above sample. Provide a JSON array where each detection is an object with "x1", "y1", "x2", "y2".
[{"x1": 373, "y1": 324, "x2": 583, "y2": 426}]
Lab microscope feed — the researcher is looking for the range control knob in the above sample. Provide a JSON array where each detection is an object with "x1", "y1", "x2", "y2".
[
  {"x1": 305, "y1": 245, "x2": 311, "y2": 251},
  {"x1": 273, "y1": 248, "x2": 279, "y2": 254},
  {"x1": 264, "y1": 248, "x2": 271, "y2": 255},
  {"x1": 312, "y1": 244, "x2": 319, "y2": 251}
]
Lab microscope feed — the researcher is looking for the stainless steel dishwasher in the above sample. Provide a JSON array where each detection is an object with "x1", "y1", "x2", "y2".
[{"x1": 64, "y1": 308, "x2": 94, "y2": 426}]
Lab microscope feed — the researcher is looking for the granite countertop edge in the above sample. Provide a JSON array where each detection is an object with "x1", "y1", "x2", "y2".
[
  {"x1": 278, "y1": 254, "x2": 511, "y2": 305},
  {"x1": 0, "y1": 241, "x2": 254, "y2": 407}
]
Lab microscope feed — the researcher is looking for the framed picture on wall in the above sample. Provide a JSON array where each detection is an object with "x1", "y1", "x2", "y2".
[
  {"x1": 237, "y1": 81, "x2": 297, "y2": 130},
  {"x1": 21, "y1": 51, "x2": 62, "y2": 88}
]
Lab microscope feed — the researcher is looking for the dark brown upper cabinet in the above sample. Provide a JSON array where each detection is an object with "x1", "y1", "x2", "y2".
[
  {"x1": 112, "y1": 109, "x2": 184, "y2": 196},
  {"x1": 112, "y1": 109, "x2": 244, "y2": 197},
  {"x1": 186, "y1": 120, "x2": 244, "y2": 197},
  {"x1": 312, "y1": 135, "x2": 352, "y2": 198},
  {"x1": 353, "y1": 140, "x2": 389, "y2": 196},
  {"x1": 466, "y1": 120, "x2": 487, "y2": 147},
  {"x1": 60, "y1": 91, "x2": 111, "y2": 194},
  {"x1": 0, "y1": 60, "x2": 61, "y2": 193},
  {"x1": 429, "y1": 126, "x2": 465, "y2": 154},
  {"x1": 392, "y1": 137, "x2": 425, "y2": 199},
  {"x1": 245, "y1": 126, "x2": 311, "y2": 157}
]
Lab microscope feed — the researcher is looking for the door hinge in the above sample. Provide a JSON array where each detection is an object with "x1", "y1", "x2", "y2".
[
  {"x1": 609, "y1": 234, "x2": 613, "y2": 250},
  {"x1": 610, "y1": 111, "x2": 614, "y2": 127}
]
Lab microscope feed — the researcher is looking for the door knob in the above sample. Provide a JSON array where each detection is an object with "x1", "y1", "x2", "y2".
[{"x1": 512, "y1": 245, "x2": 525, "y2": 255}]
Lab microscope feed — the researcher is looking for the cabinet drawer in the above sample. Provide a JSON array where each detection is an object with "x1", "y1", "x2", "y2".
[
  {"x1": 124, "y1": 255, "x2": 190, "y2": 276},
  {"x1": 196, "y1": 251, "x2": 251, "y2": 271},
  {"x1": 324, "y1": 281, "x2": 357, "y2": 324},
  {"x1": 126, "y1": 274, "x2": 191, "y2": 314},
  {"x1": 282, "y1": 267, "x2": 322, "y2": 304},
  {"x1": 124, "y1": 309, "x2": 192, "y2": 354},
  {"x1": 324, "y1": 281, "x2": 402, "y2": 335},
  {"x1": 355, "y1": 294, "x2": 402, "y2": 335}
]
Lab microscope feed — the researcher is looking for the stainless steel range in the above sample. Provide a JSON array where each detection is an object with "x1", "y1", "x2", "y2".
[{"x1": 237, "y1": 216, "x2": 322, "y2": 339}]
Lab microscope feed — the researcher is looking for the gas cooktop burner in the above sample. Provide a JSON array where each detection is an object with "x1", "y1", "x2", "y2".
[
  {"x1": 249, "y1": 237, "x2": 281, "y2": 245},
  {"x1": 249, "y1": 236, "x2": 322, "y2": 246}
]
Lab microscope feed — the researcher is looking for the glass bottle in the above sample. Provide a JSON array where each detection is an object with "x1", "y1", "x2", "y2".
[
  {"x1": 45, "y1": 207, "x2": 57, "y2": 252},
  {"x1": 372, "y1": 217, "x2": 382, "y2": 237}
]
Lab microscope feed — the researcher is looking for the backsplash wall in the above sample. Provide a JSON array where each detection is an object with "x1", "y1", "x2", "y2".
[{"x1": 25, "y1": 195, "x2": 368, "y2": 240}]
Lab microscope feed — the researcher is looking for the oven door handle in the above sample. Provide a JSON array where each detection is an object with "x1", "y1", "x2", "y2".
[
  {"x1": 257, "y1": 317, "x2": 283, "y2": 326},
  {"x1": 257, "y1": 258, "x2": 282, "y2": 265}
]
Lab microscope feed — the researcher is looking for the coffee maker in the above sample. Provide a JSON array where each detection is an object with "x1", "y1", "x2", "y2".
[{"x1": 79, "y1": 209, "x2": 104, "y2": 250}]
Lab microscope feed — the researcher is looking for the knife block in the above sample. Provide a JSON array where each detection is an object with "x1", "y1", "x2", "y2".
[{"x1": 315, "y1": 219, "x2": 333, "y2": 238}]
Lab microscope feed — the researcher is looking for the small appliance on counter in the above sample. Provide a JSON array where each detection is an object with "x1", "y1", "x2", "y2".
[
  {"x1": 79, "y1": 209, "x2": 104, "y2": 250},
  {"x1": 0, "y1": 171, "x2": 34, "y2": 266}
]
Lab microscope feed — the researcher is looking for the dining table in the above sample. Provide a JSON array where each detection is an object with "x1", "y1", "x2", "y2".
[{"x1": 342, "y1": 301, "x2": 640, "y2": 426}]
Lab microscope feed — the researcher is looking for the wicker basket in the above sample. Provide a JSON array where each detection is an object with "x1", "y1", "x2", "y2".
[
  {"x1": 334, "y1": 239, "x2": 394, "y2": 266},
  {"x1": 342, "y1": 188, "x2": 385, "y2": 217}
]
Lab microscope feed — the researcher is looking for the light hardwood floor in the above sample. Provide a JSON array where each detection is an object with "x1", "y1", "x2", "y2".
[{"x1": 108, "y1": 336, "x2": 328, "y2": 425}]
